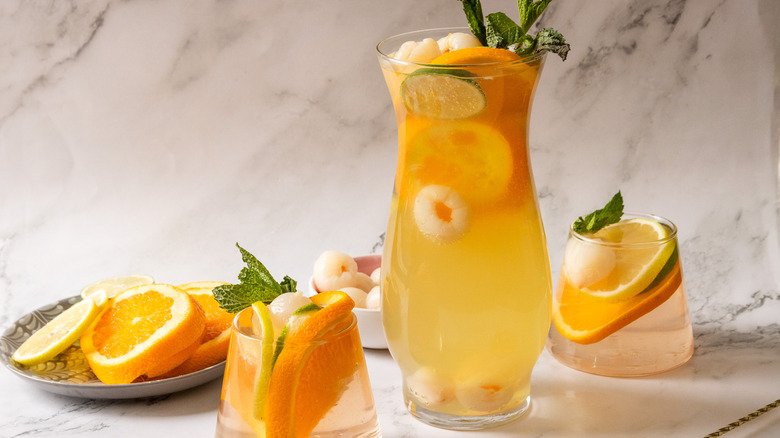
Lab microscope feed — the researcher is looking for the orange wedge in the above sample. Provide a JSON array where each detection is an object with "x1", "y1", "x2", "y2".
[
  {"x1": 160, "y1": 283, "x2": 233, "y2": 377},
  {"x1": 553, "y1": 261, "x2": 683, "y2": 345},
  {"x1": 80, "y1": 284, "x2": 206, "y2": 384},
  {"x1": 264, "y1": 291, "x2": 357, "y2": 438}
]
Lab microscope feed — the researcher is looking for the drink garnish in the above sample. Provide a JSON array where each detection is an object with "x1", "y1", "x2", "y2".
[
  {"x1": 460, "y1": 0, "x2": 570, "y2": 60},
  {"x1": 400, "y1": 68, "x2": 485, "y2": 119},
  {"x1": 573, "y1": 191, "x2": 624, "y2": 234},
  {"x1": 212, "y1": 243, "x2": 297, "y2": 313}
]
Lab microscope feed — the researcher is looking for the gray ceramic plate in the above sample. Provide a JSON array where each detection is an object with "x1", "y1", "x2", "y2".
[{"x1": 0, "y1": 295, "x2": 225, "y2": 399}]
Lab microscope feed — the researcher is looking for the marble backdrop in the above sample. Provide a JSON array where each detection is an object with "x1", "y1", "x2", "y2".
[{"x1": 1, "y1": 0, "x2": 779, "y2": 437}]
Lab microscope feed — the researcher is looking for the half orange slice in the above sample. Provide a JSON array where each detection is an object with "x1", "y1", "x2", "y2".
[
  {"x1": 553, "y1": 250, "x2": 683, "y2": 344},
  {"x1": 80, "y1": 284, "x2": 206, "y2": 384},
  {"x1": 263, "y1": 291, "x2": 357, "y2": 438}
]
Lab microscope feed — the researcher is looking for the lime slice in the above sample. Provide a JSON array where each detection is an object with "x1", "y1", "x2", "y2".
[
  {"x1": 579, "y1": 218, "x2": 676, "y2": 301},
  {"x1": 401, "y1": 69, "x2": 486, "y2": 119},
  {"x1": 251, "y1": 301, "x2": 276, "y2": 420},
  {"x1": 80, "y1": 275, "x2": 154, "y2": 300},
  {"x1": 12, "y1": 297, "x2": 103, "y2": 366},
  {"x1": 252, "y1": 300, "x2": 322, "y2": 421}
]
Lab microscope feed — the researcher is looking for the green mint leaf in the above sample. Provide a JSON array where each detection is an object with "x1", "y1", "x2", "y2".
[
  {"x1": 485, "y1": 12, "x2": 523, "y2": 49},
  {"x1": 518, "y1": 0, "x2": 552, "y2": 34},
  {"x1": 459, "y1": 0, "x2": 570, "y2": 62},
  {"x1": 279, "y1": 276, "x2": 297, "y2": 293},
  {"x1": 460, "y1": 0, "x2": 487, "y2": 46},
  {"x1": 514, "y1": 34, "x2": 537, "y2": 56},
  {"x1": 212, "y1": 243, "x2": 296, "y2": 313},
  {"x1": 573, "y1": 191, "x2": 624, "y2": 234},
  {"x1": 213, "y1": 283, "x2": 281, "y2": 314},
  {"x1": 534, "y1": 27, "x2": 570, "y2": 60},
  {"x1": 236, "y1": 244, "x2": 281, "y2": 295}
]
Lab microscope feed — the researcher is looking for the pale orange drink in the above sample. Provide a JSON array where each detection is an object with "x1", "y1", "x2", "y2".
[
  {"x1": 377, "y1": 28, "x2": 552, "y2": 429},
  {"x1": 214, "y1": 292, "x2": 381, "y2": 438},
  {"x1": 547, "y1": 212, "x2": 694, "y2": 377}
]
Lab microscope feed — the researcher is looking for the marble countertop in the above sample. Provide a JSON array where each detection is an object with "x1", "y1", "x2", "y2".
[{"x1": 1, "y1": 0, "x2": 779, "y2": 436}]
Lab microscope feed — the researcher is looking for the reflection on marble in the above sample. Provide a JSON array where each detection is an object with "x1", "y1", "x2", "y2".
[{"x1": 1, "y1": 0, "x2": 778, "y2": 436}]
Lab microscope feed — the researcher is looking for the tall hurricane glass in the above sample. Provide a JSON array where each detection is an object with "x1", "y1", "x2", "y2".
[{"x1": 377, "y1": 28, "x2": 552, "y2": 430}]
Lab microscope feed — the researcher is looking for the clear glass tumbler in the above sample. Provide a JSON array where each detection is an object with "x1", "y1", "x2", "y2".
[
  {"x1": 547, "y1": 212, "x2": 694, "y2": 377},
  {"x1": 377, "y1": 28, "x2": 552, "y2": 430},
  {"x1": 215, "y1": 308, "x2": 381, "y2": 438}
]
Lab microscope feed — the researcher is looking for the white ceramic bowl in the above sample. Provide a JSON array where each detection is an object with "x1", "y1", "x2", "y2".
[{"x1": 308, "y1": 254, "x2": 387, "y2": 349}]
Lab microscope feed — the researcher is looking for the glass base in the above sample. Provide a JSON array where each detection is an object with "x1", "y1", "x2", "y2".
[
  {"x1": 548, "y1": 286, "x2": 695, "y2": 377},
  {"x1": 405, "y1": 395, "x2": 530, "y2": 431}
]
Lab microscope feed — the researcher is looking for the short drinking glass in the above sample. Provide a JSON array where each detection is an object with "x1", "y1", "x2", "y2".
[
  {"x1": 215, "y1": 308, "x2": 381, "y2": 437},
  {"x1": 547, "y1": 212, "x2": 694, "y2": 377}
]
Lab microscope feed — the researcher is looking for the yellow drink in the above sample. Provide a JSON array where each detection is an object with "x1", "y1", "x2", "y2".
[{"x1": 377, "y1": 29, "x2": 552, "y2": 429}]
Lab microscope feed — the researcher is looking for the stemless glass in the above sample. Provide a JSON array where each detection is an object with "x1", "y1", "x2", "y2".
[
  {"x1": 215, "y1": 308, "x2": 381, "y2": 438},
  {"x1": 377, "y1": 28, "x2": 552, "y2": 430},
  {"x1": 547, "y1": 212, "x2": 694, "y2": 377}
]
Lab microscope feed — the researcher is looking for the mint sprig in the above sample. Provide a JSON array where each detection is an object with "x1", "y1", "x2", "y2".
[
  {"x1": 573, "y1": 191, "x2": 624, "y2": 234},
  {"x1": 460, "y1": 0, "x2": 570, "y2": 60},
  {"x1": 212, "y1": 243, "x2": 296, "y2": 313}
]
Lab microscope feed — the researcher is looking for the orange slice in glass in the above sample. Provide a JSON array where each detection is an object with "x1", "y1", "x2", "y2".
[
  {"x1": 80, "y1": 284, "x2": 206, "y2": 384},
  {"x1": 432, "y1": 47, "x2": 522, "y2": 65},
  {"x1": 403, "y1": 121, "x2": 512, "y2": 205},
  {"x1": 263, "y1": 291, "x2": 357, "y2": 438},
  {"x1": 553, "y1": 251, "x2": 683, "y2": 345},
  {"x1": 432, "y1": 47, "x2": 539, "y2": 115}
]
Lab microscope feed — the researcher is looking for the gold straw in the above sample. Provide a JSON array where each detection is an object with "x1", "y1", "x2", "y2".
[{"x1": 703, "y1": 399, "x2": 780, "y2": 437}]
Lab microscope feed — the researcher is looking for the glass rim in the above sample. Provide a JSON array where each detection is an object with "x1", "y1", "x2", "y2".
[
  {"x1": 376, "y1": 26, "x2": 546, "y2": 68},
  {"x1": 230, "y1": 306, "x2": 357, "y2": 344},
  {"x1": 569, "y1": 211, "x2": 678, "y2": 248}
]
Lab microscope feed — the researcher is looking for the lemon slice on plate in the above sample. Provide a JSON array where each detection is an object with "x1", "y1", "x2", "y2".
[
  {"x1": 578, "y1": 218, "x2": 676, "y2": 301},
  {"x1": 11, "y1": 291, "x2": 107, "y2": 366},
  {"x1": 80, "y1": 274, "x2": 154, "y2": 300}
]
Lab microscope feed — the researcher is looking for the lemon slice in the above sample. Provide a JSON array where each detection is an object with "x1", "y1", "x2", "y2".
[
  {"x1": 80, "y1": 275, "x2": 154, "y2": 300},
  {"x1": 400, "y1": 69, "x2": 486, "y2": 119},
  {"x1": 578, "y1": 218, "x2": 676, "y2": 301},
  {"x1": 12, "y1": 296, "x2": 103, "y2": 366}
]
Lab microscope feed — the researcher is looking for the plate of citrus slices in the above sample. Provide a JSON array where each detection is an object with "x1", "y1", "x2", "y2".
[{"x1": 0, "y1": 276, "x2": 231, "y2": 399}]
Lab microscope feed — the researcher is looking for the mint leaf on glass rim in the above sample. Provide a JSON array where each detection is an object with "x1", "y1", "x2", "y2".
[
  {"x1": 212, "y1": 243, "x2": 296, "y2": 313},
  {"x1": 458, "y1": 0, "x2": 570, "y2": 60},
  {"x1": 518, "y1": 0, "x2": 553, "y2": 34},
  {"x1": 485, "y1": 12, "x2": 523, "y2": 49},
  {"x1": 573, "y1": 191, "x2": 624, "y2": 235},
  {"x1": 534, "y1": 27, "x2": 570, "y2": 61}
]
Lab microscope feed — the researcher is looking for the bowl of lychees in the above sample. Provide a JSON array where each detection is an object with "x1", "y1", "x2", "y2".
[{"x1": 309, "y1": 251, "x2": 385, "y2": 349}]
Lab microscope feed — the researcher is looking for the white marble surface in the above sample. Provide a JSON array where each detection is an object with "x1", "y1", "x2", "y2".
[{"x1": 1, "y1": 0, "x2": 779, "y2": 436}]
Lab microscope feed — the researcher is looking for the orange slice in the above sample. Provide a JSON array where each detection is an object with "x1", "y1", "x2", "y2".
[
  {"x1": 80, "y1": 284, "x2": 206, "y2": 384},
  {"x1": 403, "y1": 121, "x2": 512, "y2": 205},
  {"x1": 432, "y1": 47, "x2": 539, "y2": 116},
  {"x1": 160, "y1": 283, "x2": 232, "y2": 377},
  {"x1": 432, "y1": 47, "x2": 523, "y2": 65},
  {"x1": 264, "y1": 291, "x2": 357, "y2": 438},
  {"x1": 553, "y1": 257, "x2": 683, "y2": 344}
]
